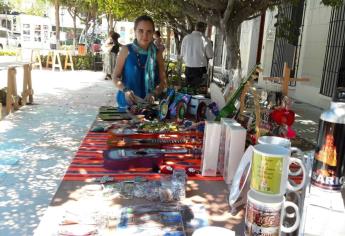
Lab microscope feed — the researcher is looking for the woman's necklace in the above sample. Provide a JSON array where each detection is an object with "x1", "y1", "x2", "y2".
[{"x1": 135, "y1": 50, "x2": 146, "y2": 69}]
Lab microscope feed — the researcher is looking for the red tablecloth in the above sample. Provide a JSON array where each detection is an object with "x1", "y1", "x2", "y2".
[{"x1": 63, "y1": 132, "x2": 224, "y2": 182}]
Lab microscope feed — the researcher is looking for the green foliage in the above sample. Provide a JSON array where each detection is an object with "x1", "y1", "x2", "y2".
[
  {"x1": 166, "y1": 60, "x2": 185, "y2": 87},
  {"x1": 74, "y1": 54, "x2": 93, "y2": 70},
  {"x1": 0, "y1": 51, "x2": 16, "y2": 56},
  {"x1": 274, "y1": 16, "x2": 299, "y2": 44},
  {"x1": 40, "y1": 54, "x2": 94, "y2": 70},
  {"x1": 10, "y1": 0, "x2": 47, "y2": 16},
  {"x1": 0, "y1": 1, "x2": 12, "y2": 14},
  {"x1": 321, "y1": 0, "x2": 343, "y2": 7}
]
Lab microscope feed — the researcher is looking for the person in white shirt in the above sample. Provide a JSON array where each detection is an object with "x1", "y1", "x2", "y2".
[{"x1": 181, "y1": 22, "x2": 214, "y2": 87}]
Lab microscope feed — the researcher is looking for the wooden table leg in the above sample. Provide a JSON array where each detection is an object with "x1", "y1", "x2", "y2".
[
  {"x1": 22, "y1": 64, "x2": 34, "y2": 105},
  {"x1": 6, "y1": 67, "x2": 17, "y2": 114},
  {"x1": 28, "y1": 64, "x2": 33, "y2": 104}
]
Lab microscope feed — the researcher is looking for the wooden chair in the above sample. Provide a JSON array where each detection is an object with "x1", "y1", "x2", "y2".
[
  {"x1": 21, "y1": 64, "x2": 34, "y2": 105},
  {"x1": 64, "y1": 50, "x2": 74, "y2": 70},
  {"x1": 46, "y1": 50, "x2": 62, "y2": 71},
  {"x1": 31, "y1": 49, "x2": 42, "y2": 70}
]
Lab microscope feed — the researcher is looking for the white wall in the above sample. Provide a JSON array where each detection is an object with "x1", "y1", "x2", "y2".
[
  {"x1": 114, "y1": 21, "x2": 135, "y2": 45},
  {"x1": 289, "y1": 0, "x2": 332, "y2": 108},
  {"x1": 259, "y1": 1, "x2": 333, "y2": 109},
  {"x1": 240, "y1": 17, "x2": 261, "y2": 76},
  {"x1": 259, "y1": 9, "x2": 277, "y2": 82}
]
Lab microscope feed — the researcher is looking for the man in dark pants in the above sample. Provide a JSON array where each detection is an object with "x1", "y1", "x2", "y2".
[{"x1": 181, "y1": 22, "x2": 214, "y2": 88}]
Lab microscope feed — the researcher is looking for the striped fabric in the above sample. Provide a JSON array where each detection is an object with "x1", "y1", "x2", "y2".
[{"x1": 63, "y1": 132, "x2": 224, "y2": 182}]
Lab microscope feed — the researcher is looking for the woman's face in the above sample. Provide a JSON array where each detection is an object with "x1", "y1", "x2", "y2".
[{"x1": 135, "y1": 20, "x2": 154, "y2": 49}]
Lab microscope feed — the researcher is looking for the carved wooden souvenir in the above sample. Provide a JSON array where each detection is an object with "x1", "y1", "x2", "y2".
[
  {"x1": 98, "y1": 113, "x2": 132, "y2": 121},
  {"x1": 103, "y1": 149, "x2": 164, "y2": 170}
]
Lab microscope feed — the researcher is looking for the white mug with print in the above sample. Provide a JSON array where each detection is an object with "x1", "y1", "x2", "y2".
[
  {"x1": 245, "y1": 190, "x2": 300, "y2": 236},
  {"x1": 250, "y1": 144, "x2": 306, "y2": 196},
  {"x1": 258, "y1": 136, "x2": 304, "y2": 176}
]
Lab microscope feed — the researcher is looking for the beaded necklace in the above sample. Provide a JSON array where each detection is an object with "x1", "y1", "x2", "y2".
[{"x1": 135, "y1": 50, "x2": 146, "y2": 69}]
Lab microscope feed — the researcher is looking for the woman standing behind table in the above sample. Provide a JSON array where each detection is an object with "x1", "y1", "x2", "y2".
[
  {"x1": 103, "y1": 31, "x2": 121, "y2": 80},
  {"x1": 112, "y1": 15, "x2": 167, "y2": 107}
]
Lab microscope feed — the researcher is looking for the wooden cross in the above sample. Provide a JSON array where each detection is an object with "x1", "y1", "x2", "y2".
[{"x1": 263, "y1": 62, "x2": 309, "y2": 96}]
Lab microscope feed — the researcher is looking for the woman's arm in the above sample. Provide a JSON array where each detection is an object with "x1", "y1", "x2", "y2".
[
  {"x1": 112, "y1": 46, "x2": 136, "y2": 104},
  {"x1": 155, "y1": 50, "x2": 167, "y2": 96},
  {"x1": 112, "y1": 46, "x2": 128, "y2": 90}
]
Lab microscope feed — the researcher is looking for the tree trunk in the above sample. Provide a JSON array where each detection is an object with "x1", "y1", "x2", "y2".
[
  {"x1": 107, "y1": 14, "x2": 114, "y2": 32},
  {"x1": 224, "y1": 23, "x2": 242, "y2": 88},
  {"x1": 73, "y1": 13, "x2": 77, "y2": 48},
  {"x1": 225, "y1": 23, "x2": 241, "y2": 71},
  {"x1": 166, "y1": 27, "x2": 171, "y2": 60},
  {"x1": 54, "y1": 0, "x2": 60, "y2": 48},
  {"x1": 173, "y1": 30, "x2": 182, "y2": 55}
]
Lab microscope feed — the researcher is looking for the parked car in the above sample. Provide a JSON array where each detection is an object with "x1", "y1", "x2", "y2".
[
  {"x1": 0, "y1": 27, "x2": 21, "y2": 49},
  {"x1": 0, "y1": 27, "x2": 9, "y2": 49},
  {"x1": 9, "y1": 32, "x2": 21, "y2": 48}
]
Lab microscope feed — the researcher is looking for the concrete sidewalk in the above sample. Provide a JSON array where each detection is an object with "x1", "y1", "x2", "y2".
[
  {"x1": 0, "y1": 68, "x2": 324, "y2": 235},
  {"x1": 0, "y1": 69, "x2": 114, "y2": 236}
]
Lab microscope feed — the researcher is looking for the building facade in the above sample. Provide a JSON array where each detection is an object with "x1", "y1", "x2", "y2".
[
  {"x1": 211, "y1": 0, "x2": 344, "y2": 109},
  {"x1": 259, "y1": 0, "x2": 345, "y2": 108}
]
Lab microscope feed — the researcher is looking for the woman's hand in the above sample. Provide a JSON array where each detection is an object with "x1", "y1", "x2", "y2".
[
  {"x1": 124, "y1": 90, "x2": 136, "y2": 105},
  {"x1": 144, "y1": 93, "x2": 155, "y2": 104}
]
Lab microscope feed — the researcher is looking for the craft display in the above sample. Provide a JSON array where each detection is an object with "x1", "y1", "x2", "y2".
[
  {"x1": 159, "y1": 88, "x2": 211, "y2": 122},
  {"x1": 187, "y1": 95, "x2": 209, "y2": 121},
  {"x1": 250, "y1": 144, "x2": 306, "y2": 196},
  {"x1": 98, "y1": 113, "x2": 132, "y2": 121},
  {"x1": 229, "y1": 146, "x2": 253, "y2": 207},
  {"x1": 128, "y1": 103, "x2": 159, "y2": 120},
  {"x1": 219, "y1": 119, "x2": 246, "y2": 184},
  {"x1": 104, "y1": 148, "x2": 201, "y2": 171},
  {"x1": 107, "y1": 131, "x2": 203, "y2": 149},
  {"x1": 200, "y1": 121, "x2": 222, "y2": 176},
  {"x1": 245, "y1": 190, "x2": 300, "y2": 235},
  {"x1": 99, "y1": 106, "x2": 127, "y2": 114},
  {"x1": 116, "y1": 205, "x2": 186, "y2": 235},
  {"x1": 217, "y1": 65, "x2": 261, "y2": 120},
  {"x1": 257, "y1": 136, "x2": 304, "y2": 178},
  {"x1": 103, "y1": 149, "x2": 165, "y2": 171},
  {"x1": 109, "y1": 130, "x2": 203, "y2": 139}
]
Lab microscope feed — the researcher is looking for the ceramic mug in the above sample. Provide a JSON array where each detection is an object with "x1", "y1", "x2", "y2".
[
  {"x1": 250, "y1": 144, "x2": 306, "y2": 195},
  {"x1": 258, "y1": 136, "x2": 303, "y2": 176},
  {"x1": 245, "y1": 190, "x2": 300, "y2": 236}
]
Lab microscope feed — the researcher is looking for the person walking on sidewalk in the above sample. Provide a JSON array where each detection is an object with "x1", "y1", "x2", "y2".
[
  {"x1": 103, "y1": 31, "x2": 121, "y2": 80},
  {"x1": 181, "y1": 22, "x2": 213, "y2": 88}
]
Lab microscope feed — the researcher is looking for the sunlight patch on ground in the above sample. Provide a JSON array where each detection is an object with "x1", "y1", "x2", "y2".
[
  {"x1": 295, "y1": 119, "x2": 317, "y2": 125},
  {"x1": 0, "y1": 121, "x2": 16, "y2": 133}
]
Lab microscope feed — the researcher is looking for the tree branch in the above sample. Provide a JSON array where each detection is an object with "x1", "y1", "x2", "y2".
[
  {"x1": 190, "y1": 0, "x2": 228, "y2": 11},
  {"x1": 244, "y1": 11, "x2": 264, "y2": 21},
  {"x1": 223, "y1": 0, "x2": 235, "y2": 25}
]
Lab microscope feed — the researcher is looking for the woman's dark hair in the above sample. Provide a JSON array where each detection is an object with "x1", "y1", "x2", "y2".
[
  {"x1": 154, "y1": 30, "x2": 161, "y2": 37},
  {"x1": 134, "y1": 15, "x2": 155, "y2": 30},
  {"x1": 109, "y1": 31, "x2": 120, "y2": 41}
]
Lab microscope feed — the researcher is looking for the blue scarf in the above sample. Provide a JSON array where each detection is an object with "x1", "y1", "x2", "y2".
[{"x1": 132, "y1": 39, "x2": 157, "y2": 95}]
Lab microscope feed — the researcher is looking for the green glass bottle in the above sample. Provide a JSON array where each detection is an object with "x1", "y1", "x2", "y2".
[{"x1": 216, "y1": 65, "x2": 260, "y2": 120}]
